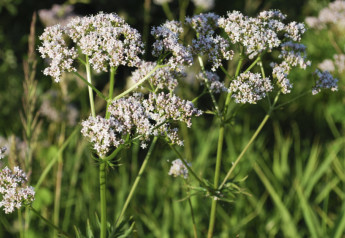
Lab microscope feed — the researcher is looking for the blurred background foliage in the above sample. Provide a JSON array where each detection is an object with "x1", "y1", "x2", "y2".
[{"x1": 0, "y1": 0, "x2": 345, "y2": 237}]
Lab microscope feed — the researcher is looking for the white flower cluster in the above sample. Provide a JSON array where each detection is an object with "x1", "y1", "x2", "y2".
[
  {"x1": 131, "y1": 62, "x2": 183, "y2": 91},
  {"x1": 0, "y1": 147, "x2": 6, "y2": 160},
  {"x1": 218, "y1": 10, "x2": 306, "y2": 59},
  {"x1": 192, "y1": 0, "x2": 215, "y2": 11},
  {"x1": 168, "y1": 159, "x2": 190, "y2": 179},
  {"x1": 229, "y1": 72, "x2": 273, "y2": 104},
  {"x1": 67, "y1": 12, "x2": 144, "y2": 72},
  {"x1": 81, "y1": 93, "x2": 202, "y2": 155},
  {"x1": 306, "y1": 0, "x2": 345, "y2": 30},
  {"x1": 38, "y1": 24, "x2": 78, "y2": 82},
  {"x1": 318, "y1": 54, "x2": 345, "y2": 74},
  {"x1": 187, "y1": 13, "x2": 233, "y2": 71},
  {"x1": 270, "y1": 42, "x2": 310, "y2": 94},
  {"x1": 0, "y1": 166, "x2": 35, "y2": 214},
  {"x1": 196, "y1": 71, "x2": 228, "y2": 93},
  {"x1": 39, "y1": 12, "x2": 144, "y2": 82},
  {"x1": 151, "y1": 21, "x2": 193, "y2": 69},
  {"x1": 312, "y1": 70, "x2": 338, "y2": 95}
]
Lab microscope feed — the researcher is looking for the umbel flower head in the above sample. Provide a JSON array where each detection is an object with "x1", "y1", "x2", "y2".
[
  {"x1": 39, "y1": 12, "x2": 144, "y2": 82},
  {"x1": 0, "y1": 166, "x2": 35, "y2": 214},
  {"x1": 81, "y1": 93, "x2": 202, "y2": 156}
]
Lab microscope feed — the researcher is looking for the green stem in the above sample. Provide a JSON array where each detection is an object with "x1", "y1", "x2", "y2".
[
  {"x1": 115, "y1": 137, "x2": 158, "y2": 227},
  {"x1": 18, "y1": 209, "x2": 24, "y2": 238},
  {"x1": 162, "y1": 2, "x2": 174, "y2": 20},
  {"x1": 30, "y1": 207, "x2": 71, "y2": 238},
  {"x1": 207, "y1": 125, "x2": 224, "y2": 238},
  {"x1": 85, "y1": 56, "x2": 96, "y2": 117},
  {"x1": 100, "y1": 162, "x2": 107, "y2": 238},
  {"x1": 207, "y1": 52, "x2": 244, "y2": 238},
  {"x1": 112, "y1": 65, "x2": 165, "y2": 101},
  {"x1": 179, "y1": 0, "x2": 189, "y2": 24},
  {"x1": 168, "y1": 143, "x2": 207, "y2": 187},
  {"x1": 73, "y1": 72, "x2": 107, "y2": 100},
  {"x1": 197, "y1": 56, "x2": 220, "y2": 116},
  {"x1": 187, "y1": 189, "x2": 198, "y2": 238},
  {"x1": 35, "y1": 126, "x2": 80, "y2": 189},
  {"x1": 274, "y1": 90, "x2": 310, "y2": 110},
  {"x1": 243, "y1": 54, "x2": 262, "y2": 74},
  {"x1": 218, "y1": 92, "x2": 280, "y2": 190},
  {"x1": 106, "y1": 67, "x2": 117, "y2": 119}
]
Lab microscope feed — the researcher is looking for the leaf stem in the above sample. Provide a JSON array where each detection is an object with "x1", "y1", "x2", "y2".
[
  {"x1": 115, "y1": 137, "x2": 158, "y2": 227},
  {"x1": 99, "y1": 162, "x2": 107, "y2": 238},
  {"x1": 85, "y1": 56, "x2": 96, "y2": 117}
]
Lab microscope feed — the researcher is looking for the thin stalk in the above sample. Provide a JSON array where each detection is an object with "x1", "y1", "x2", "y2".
[
  {"x1": 274, "y1": 90, "x2": 310, "y2": 109},
  {"x1": 168, "y1": 143, "x2": 207, "y2": 187},
  {"x1": 85, "y1": 56, "x2": 96, "y2": 117},
  {"x1": 258, "y1": 58, "x2": 271, "y2": 107},
  {"x1": 18, "y1": 209, "x2": 24, "y2": 238},
  {"x1": 218, "y1": 114, "x2": 270, "y2": 190},
  {"x1": 179, "y1": 0, "x2": 189, "y2": 24},
  {"x1": 187, "y1": 189, "x2": 198, "y2": 238},
  {"x1": 112, "y1": 64, "x2": 165, "y2": 101},
  {"x1": 197, "y1": 56, "x2": 220, "y2": 116},
  {"x1": 243, "y1": 54, "x2": 262, "y2": 74},
  {"x1": 106, "y1": 67, "x2": 117, "y2": 119},
  {"x1": 207, "y1": 55, "x2": 244, "y2": 238},
  {"x1": 207, "y1": 126, "x2": 224, "y2": 238},
  {"x1": 219, "y1": 92, "x2": 280, "y2": 190},
  {"x1": 99, "y1": 162, "x2": 107, "y2": 238},
  {"x1": 73, "y1": 72, "x2": 107, "y2": 100},
  {"x1": 35, "y1": 126, "x2": 80, "y2": 190},
  {"x1": 30, "y1": 207, "x2": 71, "y2": 238},
  {"x1": 53, "y1": 123, "x2": 65, "y2": 238},
  {"x1": 115, "y1": 137, "x2": 158, "y2": 227},
  {"x1": 162, "y1": 2, "x2": 174, "y2": 20}
]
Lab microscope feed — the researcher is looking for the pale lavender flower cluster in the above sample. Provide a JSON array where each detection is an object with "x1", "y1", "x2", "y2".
[
  {"x1": 82, "y1": 93, "x2": 202, "y2": 155},
  {"x1": 168, "y1": 159, "x2": 189, "y2": 179},
  {"x1": 131, "y1": 62, "x2": 183, "y2": 91},
  {"x1": 306, "y1": 0, "x2": 345, "y2": 30},
  {"x1": 229, "y1": 72, "x2": 273, "y2": 104},
  {"x1": 38, "y1": 4, "x2": 77, "y2": 26},
  {"x1": 0, "y1": 165, "x2": 35, "y2": 214},
  {"x1": 312, "y1": 70, "x2": 338, "y2": 95},
  {"x1": 187, "y1": 13, "x2": 233, "y2": 70},
  {"x1": 38, "y1": 24, "x2": 78, "y2": 82},
  {"x1": 67, "y1": 12, "x2": 144, "y2": 72},
  {"x1": 318, "y1": 54, "x2": 345, "y2": 74},
  {"x1": 196, "y1": 71, "x2": 228, "y2": 93},
  {"x1": 151, "y1": 21, "x2": 193, "y2": 69},
  {"x1": 39, "y1": 13, "x2": 144, "y2": 82}
]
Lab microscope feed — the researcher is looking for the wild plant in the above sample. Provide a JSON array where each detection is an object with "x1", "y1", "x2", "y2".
[{"x1": 0, "y1": 3, "x2": 339, "y2": 238}]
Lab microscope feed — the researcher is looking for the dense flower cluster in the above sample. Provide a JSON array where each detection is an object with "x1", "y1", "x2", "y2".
[
  {"x1": 0, "y1": 166, "x2": 35, "y2": 214},
  {"x1": 196, "y1": 71, "x2": 228, "y2": 93},
  {"x1": 39, "y1": 12, "x2": 144, "y2": 82},
  {"x1": 67, "y1": 13, "x2": 144, "y2": 72},
  {"x1": 82, "y1": 93, "x2": 202, "y2": 155},
  {"x1": 38, "y1": 24, "x2": 78, "y2": 82},
  {"x1": 312, "y1": 70, "x2": 338, "y2": 95},
  {"x1": 187, "y1": 13, "x2": 233, "y2": 70},
  {"x1": 218, "y1": 10, "x2": 306, "y2": 59},
  {"x1": 305, "y1": 0, "x2": 345, "y2": 30},
  {"x1": 131, "y1": 62, "x2": 183, "y2": 91},
  {"x1": 229, "y1": 72, "x2": 273, "y2": 104},
  {"x1": 168, "y1": 159, "x2": 190, "y2": 179},
  {"x1": 151, "y1": 21, "x2": 193, "y2": 69}
]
